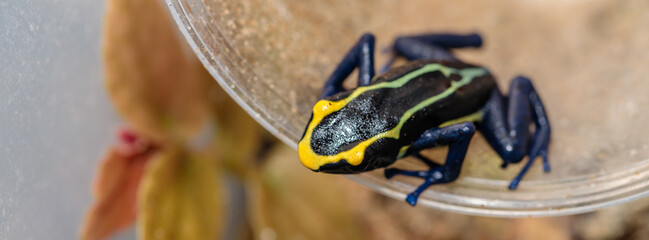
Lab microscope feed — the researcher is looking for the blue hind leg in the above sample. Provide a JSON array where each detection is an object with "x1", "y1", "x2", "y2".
[
  {"x1": 384, "y1": 122, "x2": 476, "y2": 206},
  {"x1": 478, "y1": 76, "x2": 551, "y2": 190},
  {"x1": 321, "y1": 33, "x2": 376, "y2": 98},
  {"x1": 381, "y1": 33, "x2": 483, "y2": 72}
]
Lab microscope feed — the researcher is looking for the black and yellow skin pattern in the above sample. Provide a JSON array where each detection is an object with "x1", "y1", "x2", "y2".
[
  {"x1": 299, "y1": 61, "x2": 493, "y2": 172},
  {"x1": 298, "y1": 33, "x2": 551, "y2": 206}
]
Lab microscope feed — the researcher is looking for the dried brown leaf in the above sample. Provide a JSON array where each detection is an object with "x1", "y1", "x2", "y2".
[
  {"x1": 80, "y1": 128, "x2": 156, "y2": 240},
  {"x1": 212, "y1": 100, "x2": 270, "y2": 177},
  {"x1": 247, "y1": 145, "x2": 366, "y2": 240},
  {"x1": 137, "y1": 146, "x2": 223, "y2": 240},
  {"x1": 103, "y1": 0, "x2": 216, "y2": 142}
]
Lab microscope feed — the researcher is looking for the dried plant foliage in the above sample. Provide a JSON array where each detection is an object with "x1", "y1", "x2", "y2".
[
  {"x1": 137, "y1": 146, "x2": 223, "y2": 240},
  {"x1": 103, "y1": 0, "x2": 215, "y2": 142},
  {"x1": 80, "y1": 129, "x2": 157, "y2": 240},
  {"x1": 83, "y1": 0, "x2": 229, "y2": 238},
  {"x1": 246, "y1": 145, "x2": 366, "y2": 240}
]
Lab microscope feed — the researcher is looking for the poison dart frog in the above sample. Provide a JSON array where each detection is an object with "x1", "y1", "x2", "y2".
[{"x1": 298, "y1": 33, "x2": 551, "y2": 206}]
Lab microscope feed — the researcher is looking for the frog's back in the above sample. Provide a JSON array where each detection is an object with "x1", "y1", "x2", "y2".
[
  {"x1": 371, "y1": 60, "x2": 496, "y2": 141},
  {"x1": 305, "y1": 60, "x2": 495, "y2": 163}
]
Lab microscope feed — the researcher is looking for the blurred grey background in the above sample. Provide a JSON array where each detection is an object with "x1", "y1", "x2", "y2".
[{"x1": 0, "y1": 0, "x2": 121, "y2": 239}]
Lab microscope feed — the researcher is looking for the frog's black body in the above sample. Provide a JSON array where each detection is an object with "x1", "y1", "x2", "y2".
[
  {"x1": 311, "y1": 60, "x2": 495, "y2": 172},
  {"x1": 298, "y1": 33, "x2": 551, "y2": 206}
]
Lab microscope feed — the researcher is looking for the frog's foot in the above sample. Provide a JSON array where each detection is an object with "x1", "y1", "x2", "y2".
[
  {"x1": 380, "y1": 33, "x2": 483, "y2": 73},
  {"x1": 478, "y1": 76, "x2": 551, "y2": 190},
  {"x1": 385, "y1": 167, "x2": 458, "y2": 206},
  {"x1": 529, "y1": 90, "x2": 552, "y2": 173},
  {"x1": 509, "y1": 112, "x2": 551, "y2": 189},
  {"x1": 384, "y1": 122, "x2": 476, "y2": 206}
]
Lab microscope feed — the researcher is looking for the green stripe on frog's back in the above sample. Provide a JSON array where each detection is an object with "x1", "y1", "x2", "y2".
[
  {"x1": 310, "y1": 62, "x2": 491, "y2": 156},
  {"x1": 391, "y1": 64, "x2": 489, "y2": 139}
]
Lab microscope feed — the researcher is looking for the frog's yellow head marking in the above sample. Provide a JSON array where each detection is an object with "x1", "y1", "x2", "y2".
[{"x1": 298, "y1": 97, "x2": 364, "y2": 172}]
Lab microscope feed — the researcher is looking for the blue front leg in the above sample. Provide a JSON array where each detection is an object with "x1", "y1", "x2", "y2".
[
  {"x1": 321, "y1": 33, "x2": 376, "y2": 98},
  {"x1": 479, "y1": 76, "x2": 551, "y2": 189},
  {"x1": 385, "y1": 122, "x2": 476, "y2": 206},
  {"x1": 381, "y1": 33, "x2": 483, "y2": 72}
]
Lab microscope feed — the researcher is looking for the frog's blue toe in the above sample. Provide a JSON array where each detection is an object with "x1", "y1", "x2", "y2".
[
  {"x1": 397, "y1": 168, "x2": 451, "y2": 206},
  {"x1": 542, "y1": 152, "x2": 551, "y2": 172},
  {"x1": 406, "y1": 193, "x2": 419, "y2": 206},
  {"x1": 508, "y1": 132, "x2": 551, "y2": 190},
  {"x1": 384, "y1": 122, "x2": 475, "y2": 206}
]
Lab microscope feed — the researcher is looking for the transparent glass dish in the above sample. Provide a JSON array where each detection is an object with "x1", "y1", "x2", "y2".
[{"x1": 166, "y1": 0, "x2": 649, "y2": 216}]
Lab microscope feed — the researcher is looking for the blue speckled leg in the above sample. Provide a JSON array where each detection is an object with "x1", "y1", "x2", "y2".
[
  {"x1": 381, "y1": 33, "x2": 483, "y2": 73},
  {"x1": 384, "y1": 122, "x2": 476, "y2": 206},
  {"x1": 321, "y1": 33, "x2": 376, "y2": 98},
  {"x1": 478, "y1": 76, "x2": 551, "y2": 190}
]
